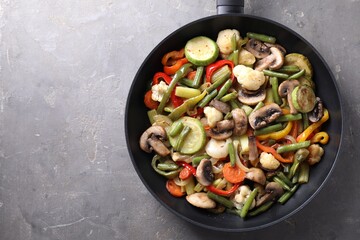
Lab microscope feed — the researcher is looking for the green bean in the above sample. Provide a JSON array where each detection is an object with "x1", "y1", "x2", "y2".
[
  {"x1": 157, "y1": 63, "x2": 192, "y2": 113},
  {"x1": 168, "y1": 91, "x2": 206, "y2": 121},
  {"x1": 270, "y1": 77, "x2": 282, "y2": 105},
  {"x1": 192, "y1": 154, "x2": 210, "y2": 166},
  {"x1": 288, "y1": 69, "x2": 305, "y2": 80},
  {"x1": 278, "y1": 184, "x2": 299, "y2": 204},
  {"x1": 273, "y1": 176, "x2": 291, "y2": 191},
  {"x1": 228, "y1": 49, "x2": 239, "y2": 65},
  {"x1": 288, "y1": 148, "x2": 310, "y2": 179},
  {"x1": 254, "y1": 123, "x2": 283, "y2": 136},
  {"x1": 207, "y1": 192, "x2": 235, "y2": 209},
  {"x1": 215, "y1": 79, "x2": 233, "y2": 100},
  {"x1": 175, "y1": 126, "x2": 191, "y2": 151},
  {"x1": 241, "y1": 105, "x2": 253, "y2": 116},
  {"x1": 210, "y1": 65, "x2": 231, "y2": 83},
  {"x1": 251, "y1": 101, "x2": 264, "y2": 114},
  {"x1": 246, "y1": 32, "x2": 276, "y2": 44},
  {"x1": 302, "y1": 113, "x2": 309, "y2": 130},
  {"x1": 240, "y1": 187, "x2": 258, "y2": 218},
  {"x1": 169, "y1": 121, "x2": 184, "y2": 137},
  {"x1": 276, "y1": 140, "x2": 311, "y2": 154},
  {"x1": 179, "y1": 78, "x2": 195, "y2": 87},
  {"x1": 151, "y1": 155, "x2": 181, "y2": 179},
  {"x1": 147, "y1": 109, "x2": 157, "y2": 124},
  {"x1": 206, "y1": 76, "x2": 229, "y2": 93},
  {"x1": 198, "y1": 89, "x2": 218, "y2": 108},
  {"x1": 192, "y1": 66, "x2": 204, "y2": 88},
  {"x1": 276, "y1": 172, "x2": 293, "y2": 188},
  {"x1": 277, "y1": 65, "x2": 301, "y2": 73},
  {"x1": 263, "y1": 70, "x2": 289, "y2": 79},
  {"x1": 248, "y1": 201, "x2": 274, "y2": 217},
  {"x1": 276, "y1": 113, "x2": 302, "y2": 122},
  {"x1": 224, "y1": 112, "x2": 232, "y2": 120},
  {"x1": 220, "y1": 91, "x2": 237, "y2": 102},
  {"x1": 228, "y1": 141, "x2": 236, "y2": 167},
  {"x1": 229, "y1": 99, "x2": 240, "y2": 110},
  {"x1": 157, "y1": 162, "x2": 180, "y2": 171},
  {"x1": 298, "y1": 162, "x2": 310, "y2": 184}
]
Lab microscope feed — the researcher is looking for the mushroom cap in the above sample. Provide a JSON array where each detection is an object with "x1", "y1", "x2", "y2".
[
  {"x1": 278, "y1": 80, "x2": 300, "y2": 97},
  {"x1": 216, "y1": 119, "x2": 235, "y2": 132},
  {"x1": 196, "y1": 159, "x2": 214, "y2": 186},
  {"x1": 209, "y1": 99, "x2": 231, "y2": 114},
  {"x1": 231, "y1": 108, "x2": 248, "y2": 136},
  {"x1": 248, "y1": 103, "x2": 282, "y2": 130},
  {"x1": 206, "y1": 128, "x2": 233, "y2": 140},
  {"x1": 139, "y1": 125, "x2": 170, "y2": 156},
  {"x1": 244, "y1": 38, "x2": 270, "y2": 59},
  {"x1": 186, "y1": 192, "x2": 216, "y2": 209},
  {"x1": 254, "y1": 47, "x2": 284, "y2": 71},
  {"x1": 245, "y1": 167, "x2": 266, "y2": 185},
  {"x1": 256, "y1": 181, "x2": 284, "y2": 206},
  {"x1": 237, "y1": 88, "x2": 266, "y2": 106},
  {"x1": 308, "y1": 97, "x2": 324, "y2": 123},
  {"x1": 264, "y1": 42, "x2": 287, "y2": 55}
]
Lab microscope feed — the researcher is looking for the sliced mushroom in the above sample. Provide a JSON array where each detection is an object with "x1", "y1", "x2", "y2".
[
  {"x1": 256, "y1": 182, "x2": 284, "y2": 206},
  {"x1": 248, "y1": 103, "x2": 282, "y2": 130},
  {"x1": 140, "y1": 125, "x2": 170, "y2": 156},
  {"x1": 308, "y1": 97, "x2": 324, "y2": 123},
  {"x1": 196, "y1": 159, "x2": 214, "y2": 186},
  {"x1": 278, "y1": 80, "x2": 300, "y2": 114},
  {"x1": 231, "y1": 108, "x2": 248, "y2": 136},
  {"x1": 244, "y1": 38, "x2": 271, "y2": 59},
  {"x1": 264, "y1": 42, "x2": 287, "y2": 55},
  {"x1": 209, "y1": 99, "x2": 231, "y2": 114},
  {"x1": 255, "y1": 47, "x2": 284, "y2": 71},
  {"x1": 206, "y1": 128, "x2": 233, "y2": 140},
  {"x1": 237, "y1": 88, "x2": 266, "y2": 106},
  {"x1": 216, "y1": 119, "x2": 235, "y2": 132},
  {"x1": 245, "y1": 167, "x2": 266, "y2": 185},
  {"x1": 186, "y1": 192, "x2": 216, "y2": 209}
]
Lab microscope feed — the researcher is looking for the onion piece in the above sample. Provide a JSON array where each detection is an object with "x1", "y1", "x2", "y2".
[
  {"x1": 233, "y1": 140, "x2": 250, "y2": 172},
  {"x1": 284, "y1": 135, "x2": 297, "y2": 144},
  {"x1": 174, "y1": 176, "x2": 192, "y2": 186}
]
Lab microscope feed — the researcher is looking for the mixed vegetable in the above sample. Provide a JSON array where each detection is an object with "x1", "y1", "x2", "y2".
[{"x1": 139, "y1": 29, "x2": 329, "y2": 219}]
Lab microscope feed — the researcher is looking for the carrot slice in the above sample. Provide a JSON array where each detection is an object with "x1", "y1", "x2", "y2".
[
  {"x1": 166, "y1": 179, "x2": 184, "y2": 197},
  {"x1": 179, "y1": 167, "x2": 192, "y2": 180},
  {"x1": 223, "y1": 162, "x2": 246, "y2": 184}
]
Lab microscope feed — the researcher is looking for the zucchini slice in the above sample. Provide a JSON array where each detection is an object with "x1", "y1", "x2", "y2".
[
  {"x1": 291, "y1": 85, "x2": 316, "y2": 113},
  {"x1": 168, "y1": 117, "x2": 206, "y2": 154},
  {"x1": 284, "y1": 53, "x2": 313, "y2": 79},
  {"x1": 185, "y1": 36, "x2": 219, "y2": 66}
]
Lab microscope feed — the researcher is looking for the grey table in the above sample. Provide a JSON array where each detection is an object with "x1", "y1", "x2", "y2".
[{"x1": 1, "y1": 0, "x2": 359, "y2": 239}]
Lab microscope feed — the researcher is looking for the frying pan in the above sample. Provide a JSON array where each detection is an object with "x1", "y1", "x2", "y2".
[{"x1": 125, "y1": 0, "x2": 343, "y2": 232}]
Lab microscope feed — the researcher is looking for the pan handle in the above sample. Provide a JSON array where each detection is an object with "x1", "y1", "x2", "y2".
[{"x1": 216, "y1": 0, "x2": 244, "y2": 14}]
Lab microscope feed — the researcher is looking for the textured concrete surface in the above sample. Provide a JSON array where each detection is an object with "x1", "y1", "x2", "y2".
[{"x1": 0, "y1": 0, "x2": 359, "y2": 239}]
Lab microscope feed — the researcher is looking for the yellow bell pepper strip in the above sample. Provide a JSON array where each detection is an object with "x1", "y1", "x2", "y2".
[
  {"x1": 256, "y1": 139, "x2": 293, "y2": 163},
  {"x1": 168, "y1": 91, "x2": 206, "y2": 121},
  {"x1": 256, "y1": 121, "x2": 293, "y2": 141},
  {"x1": 297, "y1": 109, "x2": 329, "y2": 142},
  {"x1": 310, "y1": 131, "x2": 329, "y2": 144}
]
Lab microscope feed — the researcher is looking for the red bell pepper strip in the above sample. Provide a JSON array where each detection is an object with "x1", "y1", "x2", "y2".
[
  {"x1": 171, "y1": 88, "x2": 184, "y2": 108},
  {"x1": 164, "y1": 57, "x2": 189, "y2": 75},
  {"x1": 152, "y1": 72, "x2": 172, "y2": 85},
  {"x1": 205, "y1": 59, "x2": 234, "y2": 83},
  {"x1": 207, "y1": 183, "x2": 241, "y2": 196},
  {"x1": 144, "y1": 90, "x2": 159, "y2": 109},
  {"x1": 176, "y1": 161, "x2": 197, "y2": 176}
]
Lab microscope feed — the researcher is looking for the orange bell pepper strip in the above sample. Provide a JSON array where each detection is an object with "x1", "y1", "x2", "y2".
[
  {"x1": 164, "y1": 57, "x2": 189, "y2": 75},
  {"x1": 297, "y1": 109, "x2": 329, "y2": 142},
  {"x1": 161, "y1": 48, "x2": 185, "y2": 66},
  {"x1": 256, "y1": 139, "x2": 293, "y2": 163}
]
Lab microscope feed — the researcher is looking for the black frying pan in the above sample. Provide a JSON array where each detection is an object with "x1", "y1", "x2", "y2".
[{"x1": 125, "y1": 0, "x2": 343, "y2": 232}]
